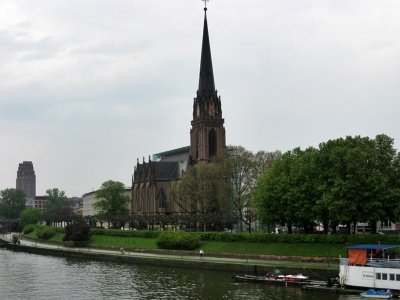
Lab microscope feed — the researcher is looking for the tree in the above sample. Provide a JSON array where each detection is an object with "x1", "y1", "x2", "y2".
[
  {"x1": 20, "y1": 208, "x2": 41, "y2": 228},
  {"x1": 254, "y1": 134, "x2": 400, "y2": 234},
  {"x1": 253, "y1": 148, "x2": 319, "y2": 233},
  {"x1": 0, "y1": 188, "x2": 26, "y2": 219},
  {"x1": 225, "y1": 146, "x2": 255, "y2": 231},
  {"x1": 169, "y1": 163, "x2": 230, "y2": 231},
  {"x1": 94, "y1": 180, "x2": 129, "y2": 228},
  {"x1": 44, "y1": 188, "x2": 68, "y2": 215},
  {"x1": 253, "y1": 151, "x2": 295, "y2": 232},
  {"x1": 253, "y1": 150, "x2": 282, "y2": 178},
  {"x1": 317, "y1": 135, "x2": 400, "y2": 233}
]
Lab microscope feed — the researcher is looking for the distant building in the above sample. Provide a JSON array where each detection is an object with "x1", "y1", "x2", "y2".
[
  {"x1": 82, "y1": 189, "x2": 131, "y2": 217},
  {"x1": 33, "y1": 196, "x2": 47, "y2": 211},
  {"x1": 131, "y1": 6, "x2": 226, "y2": 217},
  {"x1": 16, "y1": 161, "x2": 36, "y2": 207}
]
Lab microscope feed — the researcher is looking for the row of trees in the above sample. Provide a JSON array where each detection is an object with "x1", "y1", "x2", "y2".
[
  {"x1": 3, "y1": 134, "x2": 398, "y2": 235},
  {"x1": 253, "y1": 134, "x2": 400, "y2": 234},
  {"x1": 0, "y1": 187, "x2": 71, "y2": 229}
]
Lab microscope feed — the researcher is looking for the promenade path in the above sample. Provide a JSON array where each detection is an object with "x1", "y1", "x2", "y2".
[{"x1": 1, "y1": 233, "x2": 338, "y2": 274}]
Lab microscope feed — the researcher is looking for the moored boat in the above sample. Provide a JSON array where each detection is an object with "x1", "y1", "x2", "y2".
[
  {"x1": 233, "y1": 273, "x2": 310, "y2": 285},
  {"x1": 339, "y1": 244, "x2": 400, "y2": 292}
]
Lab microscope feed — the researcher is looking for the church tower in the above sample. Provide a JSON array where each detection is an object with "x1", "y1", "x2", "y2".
[{"x1": 190, "y1": 6, "x2": 226, "y2": 163}]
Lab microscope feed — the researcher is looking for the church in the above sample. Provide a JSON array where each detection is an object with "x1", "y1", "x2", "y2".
[{"x1": 131, "y1": 6, "x2": 226, "y2": 217}]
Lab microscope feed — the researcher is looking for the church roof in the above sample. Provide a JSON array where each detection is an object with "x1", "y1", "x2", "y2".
[
  {"x1": 152, "y1": 162, "x2": 179, "y2": 181},
  {"x1": 153, "y1": 146, "x2": 190, "y2": 160},
  {"x1": 197, "y1": 7, "x2": 216, "y2": 97}
]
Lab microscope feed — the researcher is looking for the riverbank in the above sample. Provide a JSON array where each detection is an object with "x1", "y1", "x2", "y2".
[{"x1": 0, "y1": 235, "x2": 338, "y2": 279}]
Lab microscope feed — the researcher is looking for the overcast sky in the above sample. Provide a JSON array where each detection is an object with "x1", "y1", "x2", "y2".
[{"x1": 1, "y1": 0, "x2": 399, "y2": 197}]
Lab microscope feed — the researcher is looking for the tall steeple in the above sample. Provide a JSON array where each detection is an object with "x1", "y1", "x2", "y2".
[
  {"x1": 198, "y1": 7, "x2": 216, "y2": 97},
  {"x1": 190, "y1": 5, "x2": 226, "y2": 164}
]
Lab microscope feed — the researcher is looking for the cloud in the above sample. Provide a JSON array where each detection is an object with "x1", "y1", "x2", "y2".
[{"x1": 0, "y1": 0, "x2": 399, "y2": 196}]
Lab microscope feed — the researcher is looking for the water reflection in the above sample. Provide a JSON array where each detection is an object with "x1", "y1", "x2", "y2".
[{"x1": 1, "y1": 249, "x2": 357, "y2": 300}]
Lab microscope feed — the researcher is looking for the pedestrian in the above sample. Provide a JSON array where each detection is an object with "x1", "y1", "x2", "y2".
[{"x1": 199, "y1": 249, "x2": 204, "y2": 258}]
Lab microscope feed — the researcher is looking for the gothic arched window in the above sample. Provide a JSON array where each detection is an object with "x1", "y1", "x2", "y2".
[
  {"x1": 208, "y1": 128, "x2": 217, "y2": 157},
  {"x1": 196, "y1": 131, "x2": 200, "y2": 159}
]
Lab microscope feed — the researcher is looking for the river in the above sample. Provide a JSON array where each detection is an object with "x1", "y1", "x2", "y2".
[{"x1": 0, "y1": 248, "x2": 360, "y2": 300}]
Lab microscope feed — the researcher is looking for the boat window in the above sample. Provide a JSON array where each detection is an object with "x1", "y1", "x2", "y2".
[
  {"x1": 382, "y1": 273, "x2": 388, "y2": 280},
  {"x1": 376, "y1": 273, "x2": 381, "y2": 280},
  {"x1": 396, "y1": 274, "x2": 400, "y2": 281},
  {"x1": 390, "y1": 274, "x2": 395, "y2": 281}
]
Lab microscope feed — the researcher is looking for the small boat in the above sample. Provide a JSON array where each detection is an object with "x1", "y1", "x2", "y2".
[
  {"x1": 233, "y1": 273, "x2": 310, "y2": 285},
  {"x1": 277, "y1": 274, "x2": 310, "y2": 282},
  {"x1": 360, "y1": 289, "x2": 392, "y2": 298}
]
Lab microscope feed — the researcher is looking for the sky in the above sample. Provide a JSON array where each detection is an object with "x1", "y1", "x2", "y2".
[{"x1": 1, "y1": 0, "x2": 399, "y2": 197}]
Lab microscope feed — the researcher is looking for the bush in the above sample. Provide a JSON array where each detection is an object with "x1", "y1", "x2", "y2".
[
  {"x1": 22, "y1": 224, "x2": 36, "y2": 234},
  {"x1": 63, "y1": 222, "x2": 90, "y2": 246},
  {"x1": 36, "y1": 226, "x2": 57, "y2": 240},
  {"x1": 157, "y1": 232, "x2": 201, "y2": 250},
  {"x1": 12, "y1": 234, "x2": 19, "y2": 244}
]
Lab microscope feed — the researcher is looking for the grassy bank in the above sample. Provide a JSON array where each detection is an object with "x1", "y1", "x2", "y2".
[{"x1": 24, "y1": 227, "x2": 346, "y2": 258}]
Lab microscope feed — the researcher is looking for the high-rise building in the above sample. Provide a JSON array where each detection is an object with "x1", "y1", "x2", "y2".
[{"x1": 16, "y1": 161, "x2": 36, "y2": 206}]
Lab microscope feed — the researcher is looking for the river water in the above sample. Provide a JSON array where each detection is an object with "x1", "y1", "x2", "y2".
[{"x1": 0, "y1": 248, "x2": 360, "y2": 300}]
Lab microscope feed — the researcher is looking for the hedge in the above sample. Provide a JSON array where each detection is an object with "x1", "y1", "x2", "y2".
[
  {"x1": 22, "y1": 224, "x2": 36, "y2": 235},
  {"x1": 36, "y1": 226, "x2": 58, "y2": 240},
  {"x1": 35, "y1": 226, "x2": 400, "y2": 245},
  {"x1": 156, "y1": 232, "x2": 201, "y2": 250},
  {"x1": 195, "y1": 232, "x2": 400, "y2": 244},
  {"x1": 91, "y1": 228, "x2": 161, "y2": 239}
]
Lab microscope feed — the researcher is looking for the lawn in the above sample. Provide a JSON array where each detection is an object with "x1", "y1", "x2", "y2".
[
  {"x1": 200, "y1": 241, "x2": 346, "y2": 257},
  {"x1": 89, "y1": 235, "x2": 158, "y2": 249},
  {"x1": 24, "y1": 227, "x2": 347, "y2": 258}
]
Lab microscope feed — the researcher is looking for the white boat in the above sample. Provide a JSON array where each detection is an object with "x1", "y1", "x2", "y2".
[
  {"x1": 339, "y1": 244, "x2": 400, "y2": 291},
  {"x1": 360, "y1": 288, "x2": 392, "y2": 298}
]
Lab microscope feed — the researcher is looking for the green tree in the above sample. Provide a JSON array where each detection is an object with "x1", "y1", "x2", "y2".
[
  {"x1": 20, "y1": 208, "x2": 41, "y2": 228},
  {"x1": 44, "y1": 188, "x2": 68, "y2": 215},
  {"x1": 94, "y1": 180, "x2": 129, "y2": 228},
  {"x1": 226, "y1": 146, "x2": 255, "y2": 231},
  {"x1": 289, "y1": 147, "x2": 320, "y2": 233},
  {"x1": 253, "y1": 151, "x2": 296, "y2": 232},
  {"x1": 317, "y1": 135, "x2": 399, "y2": 233},
  {"x1": 0, "y1": 188, "x2": 26, "y2": 219}
]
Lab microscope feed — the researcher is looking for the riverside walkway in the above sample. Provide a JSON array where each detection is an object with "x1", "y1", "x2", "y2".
[{"x1": 0, "y1": 233, "x2": 338, "y2": 278}]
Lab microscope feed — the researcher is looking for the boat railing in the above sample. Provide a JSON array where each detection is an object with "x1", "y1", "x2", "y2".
[
  {"x1": 366, "y1": 257, "x2": 400, "y2": 268},
  {"x1": 367, "y1": 257, "x2": 400, "y2": 263}
]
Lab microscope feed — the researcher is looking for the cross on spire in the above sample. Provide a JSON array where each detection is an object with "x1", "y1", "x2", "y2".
[{"x1": 202, "y1": 0, "x2": 209, "y2": 9}]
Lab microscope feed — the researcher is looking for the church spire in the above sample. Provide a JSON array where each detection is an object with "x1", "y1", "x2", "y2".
[
  {"x1": 190, "y1": 3, "x2": 226, "y2": 164},
  {"x1": 197, "y1": 7, "x2": 216, "y2": 97}
]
